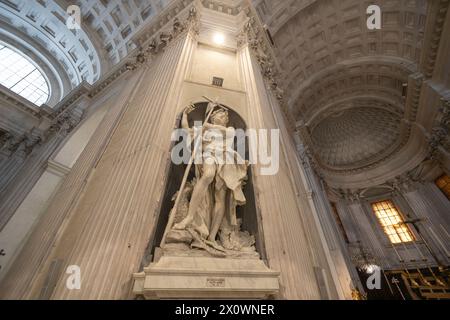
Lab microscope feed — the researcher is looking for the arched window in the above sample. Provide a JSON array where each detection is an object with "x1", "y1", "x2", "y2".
[{"x1": 0, "y1": 42, "x2": 50, "y2": 106}]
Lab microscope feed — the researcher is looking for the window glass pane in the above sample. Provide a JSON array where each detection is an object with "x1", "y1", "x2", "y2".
[
  {"x1": 371, "y1": 200, "x2": 414, "y2": 244},
  {"x1": 0, "y1": 42, "x2": 49, "y2": 106},
  {"x1": 436, "y1": 174, "x2": 450, "y2": 200}
]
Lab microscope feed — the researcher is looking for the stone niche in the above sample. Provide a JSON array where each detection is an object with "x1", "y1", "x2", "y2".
[{"x1": 132, "y1": 103, "x2": 279, "y2": 299}]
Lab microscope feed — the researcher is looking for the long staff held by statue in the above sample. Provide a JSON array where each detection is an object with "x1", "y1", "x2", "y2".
[{"x1": 160, "y1": 96, "x2": 228, "y2": 247}]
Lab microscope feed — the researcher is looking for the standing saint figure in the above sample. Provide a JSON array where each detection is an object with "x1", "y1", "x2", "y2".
[{"x1": 170, "y1": 103, "x2": 250, "y2": 253}]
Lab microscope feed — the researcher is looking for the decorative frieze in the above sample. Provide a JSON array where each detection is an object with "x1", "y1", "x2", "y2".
[
  {"x1": 1, "y1": 134, "x2": 25, "y2": 155},
  {"x1": 237, "y1": 10, "x2": 293, "y2": 129},
  {"x1": 0, "y1": 131, "x2": 45, "y2": 162},
  {"x1": 327, "y1": 158, "x2": 441, "y2": 201},
  {"x1": 0, "y1": 88, "x2": 41, "y2": 118},
  {"x1": 126, "y1": 6, "x2": 199, "y2": 71},
  {"x1": 239, "y1": 17, "x2": 283, "y2": 101},
  {"x1": 48, "y1": 111, "x2": 83, "y2": 139},
  {"x1": 429, "y1": 98, "x2": 450, "y2": 159}
]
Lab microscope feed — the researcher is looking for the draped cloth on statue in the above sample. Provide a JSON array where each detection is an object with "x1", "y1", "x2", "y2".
[
  {"x1": 189, "y1": 125, "x2": 248, "y2": 245},
  {"x1": 166, "y1": 123, "x2": 254, "y2": 257}
]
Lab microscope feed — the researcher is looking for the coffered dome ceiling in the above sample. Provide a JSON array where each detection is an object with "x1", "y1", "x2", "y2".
[
  {"x1": 76, "y1": 0, "x2": 174, "y2": 64},
  {"x1": 311, "y1": 106, "x2": 401, "y2": 168},
  {"x1": 254, "y1": 0, "x2": 428, "y2": 177}
]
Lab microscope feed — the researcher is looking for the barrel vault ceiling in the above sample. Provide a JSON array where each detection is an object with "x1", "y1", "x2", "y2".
[{"x1": 253, "y1": 0, "x2": 440, "y2": 185}]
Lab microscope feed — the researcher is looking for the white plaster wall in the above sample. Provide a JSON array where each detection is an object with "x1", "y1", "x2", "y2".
[
  {"x1": 0, "y1": 76, "x2": 127, "y2": 286},
  {"x1": 180, "y1": 82, "x2": 247, "y2": 118},
  {"x1": 188, "y1": 43, "x2": 242, "y2": 92},
  {"x1": 53, "y1": 104, "x2": 109, "y2": 168},
  {"x1": 0, "y1": 170, "x2": 62, "y2": 280}
]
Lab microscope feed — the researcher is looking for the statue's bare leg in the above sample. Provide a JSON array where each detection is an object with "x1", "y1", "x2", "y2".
[
  {"x1": 208, "y1": 186, "x2": 226, "y2": 241},
  {"x1": 173, "y1": 163, "x2": 216, "y2": 230}
]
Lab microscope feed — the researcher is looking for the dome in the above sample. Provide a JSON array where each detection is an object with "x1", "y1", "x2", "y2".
[{"x1": 311, "y1": 107, "x2": 401, "y2": 168}]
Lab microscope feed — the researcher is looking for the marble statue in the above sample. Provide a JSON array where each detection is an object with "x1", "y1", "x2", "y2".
[{"x1": 162, "y1": 102, "x2": 257, "y2": 258}]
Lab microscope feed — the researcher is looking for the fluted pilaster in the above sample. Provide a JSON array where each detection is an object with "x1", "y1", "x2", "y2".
[{"x1": 237, "y1": 44, "x2": 341, "y2": 299}]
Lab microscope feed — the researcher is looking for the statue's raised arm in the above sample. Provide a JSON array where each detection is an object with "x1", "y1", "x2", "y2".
[{"x1": 181, "y1": 104, "x2": 196, "y2": 130}]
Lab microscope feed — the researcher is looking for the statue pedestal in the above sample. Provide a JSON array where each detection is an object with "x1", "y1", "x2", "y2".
[{"x1": 132, "y1": 255, "x2": 280, "y2": 299}]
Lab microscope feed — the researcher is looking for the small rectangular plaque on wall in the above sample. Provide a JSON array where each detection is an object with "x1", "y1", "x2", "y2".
[
  {"x1": 212, "y1": 77, "x2": 224, "y2": 87},
  {"x1": 206, "y1": 278, "x2": 226, "y2": 288}
]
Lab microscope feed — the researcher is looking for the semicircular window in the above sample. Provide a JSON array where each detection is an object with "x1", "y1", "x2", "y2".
[{"x1": 0, "y1": 42, "x2": 50, "y2": 106}]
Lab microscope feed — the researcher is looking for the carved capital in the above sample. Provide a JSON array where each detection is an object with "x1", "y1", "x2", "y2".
[
  {"x1": 185, "y1": 5, "x2": 200, "y2": 36},
  {"x1": 428, "y1": 98, "x2": 450, "y2": 158},
  {"x1": 238, "y1": 13, "x2": 288, "y2": 109},
  {"x1": 1, "y1": 134, "x2": 25, "y2": 155},
  {"x1": 48, "y1": 109, "x2": 83, "y2": 138},
  {"x1": 127, "y1": 7, "x2": 199, "y2": 71}
]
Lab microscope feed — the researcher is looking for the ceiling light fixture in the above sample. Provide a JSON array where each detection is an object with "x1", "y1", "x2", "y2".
[{"x1": 213, "y1": 33, "x2": 225, "y2": 45}]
